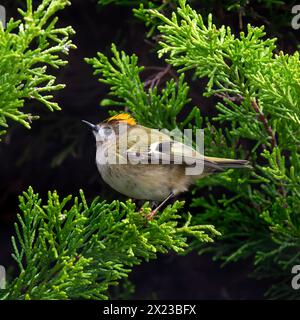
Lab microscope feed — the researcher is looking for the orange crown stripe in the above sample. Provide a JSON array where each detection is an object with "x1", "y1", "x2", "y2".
[{"x1": 106, "y1": 113, "x2": 136, "y2": 126}]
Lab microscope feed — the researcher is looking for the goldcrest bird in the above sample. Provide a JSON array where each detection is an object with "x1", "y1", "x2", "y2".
[{"x1": 83, "y1": 113, "x2": 250, "y2": 218}]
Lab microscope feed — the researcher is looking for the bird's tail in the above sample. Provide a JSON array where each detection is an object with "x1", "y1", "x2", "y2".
[{"x1": 204, "y1": 156, "x2": 251, "y2": 172}]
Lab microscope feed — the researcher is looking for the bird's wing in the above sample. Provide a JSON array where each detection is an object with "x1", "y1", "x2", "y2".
[
  {"x1": 123, "y1": 126, "x2": 247, "y2": 172},
  {"x1": 126, "y1": 138, "x2": 223, "y2": 171}
]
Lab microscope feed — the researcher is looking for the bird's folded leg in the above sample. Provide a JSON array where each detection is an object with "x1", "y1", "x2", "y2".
[{"x1": 145, "y1": 192, "x2": 175, "y2": 221}]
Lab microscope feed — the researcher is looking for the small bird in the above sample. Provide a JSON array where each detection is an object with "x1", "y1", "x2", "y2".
[{"x1": 83, "y1": 113, "x2": 250, "y2": 218}]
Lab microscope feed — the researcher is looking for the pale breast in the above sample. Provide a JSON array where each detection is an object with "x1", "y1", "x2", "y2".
[{"x1": 96, "y1": 162, "x2": 189, "y2": 201}]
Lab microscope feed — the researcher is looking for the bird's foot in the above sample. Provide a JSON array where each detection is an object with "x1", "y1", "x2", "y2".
[
  {"x1": 140, "y1": 207, "x2": 158, "y2": 221},
  {"x1": 145, "y1": 209, "x2": 158, "y2": 221}
]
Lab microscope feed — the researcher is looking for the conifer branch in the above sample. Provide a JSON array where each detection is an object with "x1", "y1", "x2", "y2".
[
  {"x1": 0, "y1": 188, "x2": 220, "y2": 300},
  {"x1": 250, "y1": 98, "x2": 277, "y2": 149},
  {"x1": 0, "y1": 0, "x2": 75, "y2": 137},
  {"x1": 139, "y1": 0, "x2": 300, "y2": 298}
]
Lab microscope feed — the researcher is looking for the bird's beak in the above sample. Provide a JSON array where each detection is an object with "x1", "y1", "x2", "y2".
[{"x1": 82, "y1": 120, "x2": 98, "y2": 132}]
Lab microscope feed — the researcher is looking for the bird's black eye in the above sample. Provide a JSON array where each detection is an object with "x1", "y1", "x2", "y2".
[{"x1": 103, "y1": 126, "x2": 113, "y2": 136}]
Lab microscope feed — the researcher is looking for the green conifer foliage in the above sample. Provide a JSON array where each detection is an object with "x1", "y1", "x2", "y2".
[
  {"x1": 0, "y1": 188, "x2": 219, "y2": 300},
  {"x1": 93, "y1": 0, "x2": 300, "y2": 299},
  {"x1": 0, "y1": 0, "x2": 75, "y2": 137},
  {"x1": 143, "y1": 0, "x2": 300, "y2": 299},
  {"x1": 2, "y1": 0, "x2": 299, "y2": 300},
  {"x1": 0, "y1": 2, "x2": 219, "y2": 300}
]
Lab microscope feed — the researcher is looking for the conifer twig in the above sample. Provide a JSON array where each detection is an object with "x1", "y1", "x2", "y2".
[
  {"x1": 250, "y1": 98, "x2": 277, "y2": 149},
  {"x1": 144, "y1": 64, "x2": 172, "y2": 89}
]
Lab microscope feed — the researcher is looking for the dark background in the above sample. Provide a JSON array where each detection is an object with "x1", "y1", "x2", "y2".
[{"x1": 0, "y1": 0, "x2": 298, "y2": 299}]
